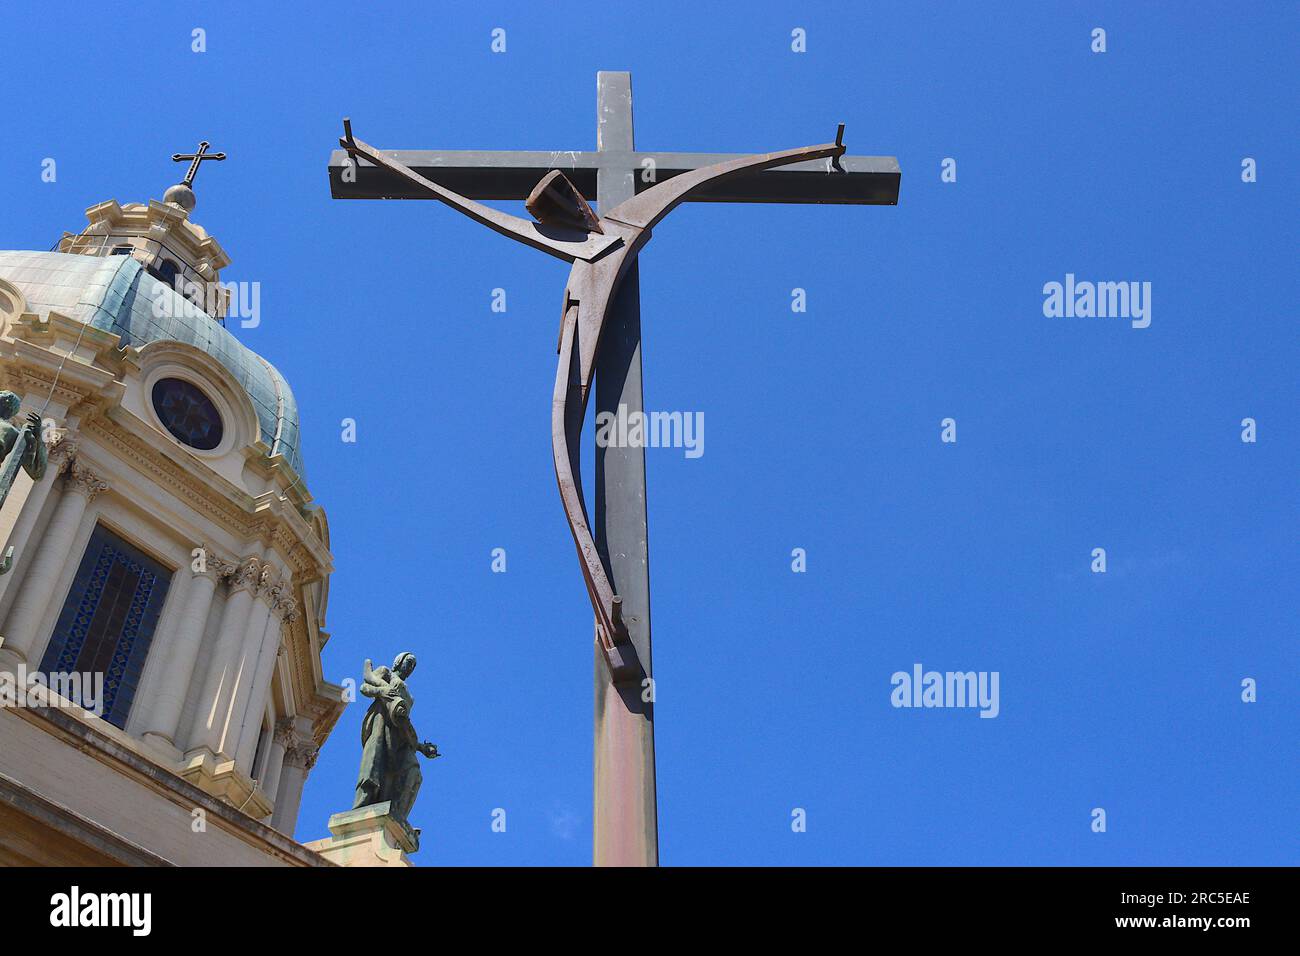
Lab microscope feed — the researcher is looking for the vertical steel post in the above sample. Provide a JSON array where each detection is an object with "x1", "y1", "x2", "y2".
[{"x1": 591, "y1": 71, "x2": 658, "y2": 867}]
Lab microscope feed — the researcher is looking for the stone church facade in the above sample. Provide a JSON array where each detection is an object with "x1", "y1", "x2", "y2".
[{"x1": 0, "y1": 179, "x2": 344, "y2": 865}]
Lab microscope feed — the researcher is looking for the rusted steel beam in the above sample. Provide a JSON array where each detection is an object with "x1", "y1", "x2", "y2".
[{"x1": 329, "y1": 148, "x2": 899, "y2": 205}]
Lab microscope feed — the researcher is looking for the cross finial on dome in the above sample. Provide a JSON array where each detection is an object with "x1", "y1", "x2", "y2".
[{"x1": 165, "y1": 141, "x2": 226, "y2": 212}]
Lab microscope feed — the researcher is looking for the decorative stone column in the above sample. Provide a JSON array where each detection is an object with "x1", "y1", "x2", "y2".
[
  {"x1": 219, "y1": 564, "x2": 277, "y2": 757},
  {"x1": 140, "y1": 546, "x2": 230, "y2": 753},
  {"x1": 271, "y1": 735, "x2": 318, "y2": 836},
  {"x1": 0, "y1": 460, "x2": 108, "y2": 668},
  {"x1": 185, "y1": 556, "x2": 262, "y2": 756},
  {"x1": 258, "y1": 716, "x2": 294, "y2": 819},
  {"x1": 234, "y1": 591, "x2": 298, "y2": 772}
]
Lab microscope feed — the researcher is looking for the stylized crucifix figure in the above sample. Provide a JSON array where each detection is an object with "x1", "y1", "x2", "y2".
[{"x1": 329, "y1": 72, "x2": 899, "y2": 865}]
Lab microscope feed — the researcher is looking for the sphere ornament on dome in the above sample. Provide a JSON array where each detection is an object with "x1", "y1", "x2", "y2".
[{"x1": 163, "y1": 182, "x2": 196, "y2": 212}]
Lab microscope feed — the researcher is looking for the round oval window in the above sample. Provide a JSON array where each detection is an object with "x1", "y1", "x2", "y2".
[{"x1": 151, "y1": 378, "x2": 223, "y2": 450}]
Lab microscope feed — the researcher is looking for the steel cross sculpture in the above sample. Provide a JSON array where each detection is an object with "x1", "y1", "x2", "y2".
[{"x1": 328, "y1": 72, "x2": 899, "y2": 866}]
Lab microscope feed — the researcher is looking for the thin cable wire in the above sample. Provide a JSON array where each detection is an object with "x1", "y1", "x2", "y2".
[{"x1": 39, "y1": 313, "x2": 95, "y2": 417}]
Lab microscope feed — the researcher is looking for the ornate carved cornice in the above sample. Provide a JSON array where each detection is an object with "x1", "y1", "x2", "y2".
[
  {"x1": 86, "y1": 418, "x2": 259, "y2": 536},
  {"x1": 81, "y1": 417, "x2": 331, "y2": 582},
  {"x1": 78, "y1": 198, "x2": 233, "y2": 278},
  {"x1": 8, "y1": 365, "x2": 97, "y2": 416}
]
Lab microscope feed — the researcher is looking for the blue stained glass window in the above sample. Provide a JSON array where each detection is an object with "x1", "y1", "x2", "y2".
[
  {"x1": 151, "y1": 377, "x2": 223, "y2": 450},
  {"x1": 38, "y1": 525, "x2": 173, "y2": 729}
]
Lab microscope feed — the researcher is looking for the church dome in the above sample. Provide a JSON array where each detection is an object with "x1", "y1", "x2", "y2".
[
  {"x1": 0, "y1": 167, "x2": 342, "y2": 850},
  {"x1": 0, "y1": 249, "x2": 306, "y2": 479}
]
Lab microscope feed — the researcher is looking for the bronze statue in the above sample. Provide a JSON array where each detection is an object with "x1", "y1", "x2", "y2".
[
  {"x1": 0, "y1": 390, "x2": 48, "y2": 574},
  {"x1": 0, "y1": 390, "x2": 47, "y2": 487},
  {"x1": 353, "y1": 652, "x2": 439, "y2": 845}
]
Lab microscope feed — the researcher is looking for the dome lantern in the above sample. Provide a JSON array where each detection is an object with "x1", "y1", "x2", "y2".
[{"x1": 51, "y1": 140, "x2": 232, "y2": 323}]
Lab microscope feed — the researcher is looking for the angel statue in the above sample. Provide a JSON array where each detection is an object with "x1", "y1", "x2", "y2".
[{"x1": 353, "y1": 652, "x2": 440, "y2": 842}]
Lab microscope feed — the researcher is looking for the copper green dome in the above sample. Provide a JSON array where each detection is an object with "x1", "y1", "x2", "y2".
[{"x1": 0, "y1": 250, "x2": 306, "y2": 479}]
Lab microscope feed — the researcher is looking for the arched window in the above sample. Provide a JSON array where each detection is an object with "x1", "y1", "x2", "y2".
[{"x1": 152, "y1": 258, "x2": 180, "y2": 289}]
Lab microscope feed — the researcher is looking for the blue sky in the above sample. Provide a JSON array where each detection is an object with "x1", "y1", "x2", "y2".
[{"x1": 3, "y1": 1, "x2": 1295, "y2": 865}]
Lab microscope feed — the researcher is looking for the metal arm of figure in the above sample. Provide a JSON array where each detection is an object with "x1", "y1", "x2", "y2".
[
  {"x1": 337, "y1": 118, "x2": 846, "y2": 258},
  {"x1": 358, "y1": 658, "x2": 389, "y2": 696},
  {"x1": 574, "y1": 130, "x2": 849, "y2": 402},
  {"x1": 604, "y1": 125, "x2": 848, "y2": 230},
  {"x1": 338, "y1": 120, "x2": 622, "y2": 263},
  {"x1": 359, "y1": 658, "x2": 408, "y2": 723}
]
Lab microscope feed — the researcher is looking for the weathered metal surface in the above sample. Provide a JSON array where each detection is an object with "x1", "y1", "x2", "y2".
[
  {"x1": 338, "y1": 127, "x2": 621, "y2": 264},
  {"x1": 353, "y1": 652, "x2": 440, "y2": 850},
  {"x1": 329, "y1": 151, "x2": 900, "y2": 205},
  {"x1": 327, "y1": 83, "x2": 898, "y2": 215},
  {"x1": 335, "y1": 109, "x2": 845, "y2": 713},
  {"x1": 526, "y1": 170, "x2": 603, "y2": 234},
  {"x1": 606, "y1": 139, "x2": 855, "y2": 230},
  {"x1": 327, "y1": 72, "x2": 898, "y2": 867},
  {"x1": 590, "y1": 70, "x2": 656, "y2": 868}
]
